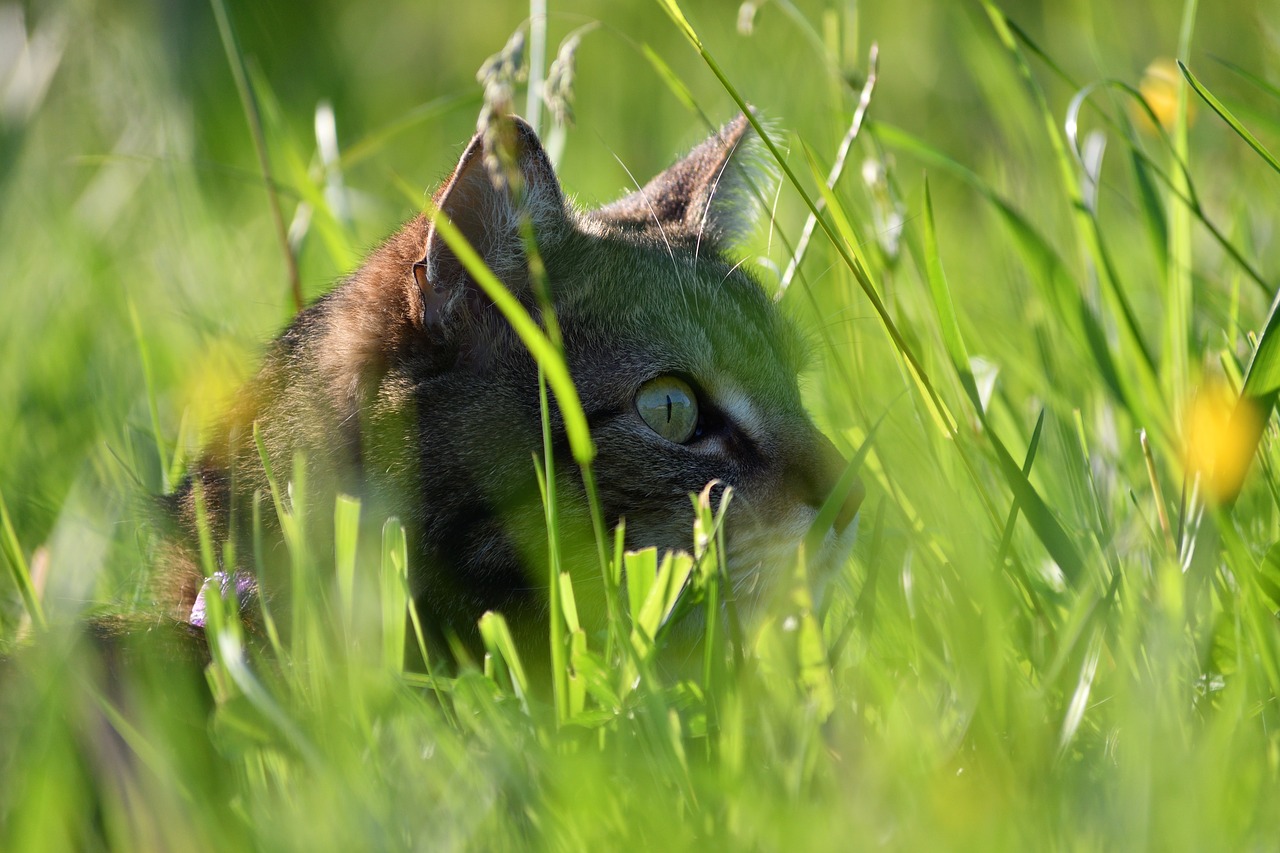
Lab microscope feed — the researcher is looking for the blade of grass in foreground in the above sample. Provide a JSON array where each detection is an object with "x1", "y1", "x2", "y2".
[
  {"x1": 531, "y1": 403, "x2": 569, "y2": 725},
  {"x1": 0, "y1": 488, "x2": 43, "y2": 631},
  {"x1": 334, "y1": 494, "x2": 361, "y2": 640},
  {"x1": 254, "y1": 84, "x2": 360, "y2": 272},
  {"x1": 379, "y1": 519, "x2": 409, "y2": 674},
  {"x1": 805, "y1": 411, "x2": 883, "y2": 554},
  {"x1": 1180, "y1": 60, "x2": 1280, "y2": 176},
  {"x1": 1213, "y1": 303, "x2": 1280, "y2": 504},
  {"x1": 1164, "y1": 0, "x2": 1197, "y2": 417},
  {"x1": 997, "y1": 410, "x2": 1046, "y2": 567},
  {"x1": 209, "y1": 0, "x2": 302, "y2": 312},
  {"x1": 921, "y1": 180, "x2": 981, "y2": 414},
  {"x1": 128, "y1": 299, "x2": 170, "y2": 492},
  {"x1": 478, "y1": 612, "x2": 531, "y2": 712}
]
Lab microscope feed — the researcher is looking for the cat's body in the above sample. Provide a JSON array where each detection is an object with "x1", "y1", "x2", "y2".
[{"x1": 157, "y1": 114, "x2": 862, "y2": 654}]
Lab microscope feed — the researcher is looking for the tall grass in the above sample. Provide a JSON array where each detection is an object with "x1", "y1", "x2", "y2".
[{"x1": 3, "y1": 0, "x2": 1280, "y2": 848}]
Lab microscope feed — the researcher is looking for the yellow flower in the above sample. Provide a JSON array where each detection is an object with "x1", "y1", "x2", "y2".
[
  {"x1": 1184, "y1": 380, "x2": 1263, "y2": 503},
  {"x1": 1135, "y1": 58, "x2": 1194, "y2": 133}
]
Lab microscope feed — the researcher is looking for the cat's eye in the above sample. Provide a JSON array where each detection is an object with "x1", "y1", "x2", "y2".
[{"x1": 635, "y1": 376, "x2": 699, "y2": 444}]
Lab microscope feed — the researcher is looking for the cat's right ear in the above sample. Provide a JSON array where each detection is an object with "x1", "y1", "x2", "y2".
[
  {"x1": 592, "y1": 114, "x2": 767, "y2": 252},
  {"x1": 415, "y1": 117, "x2": 569, "y2": 327}
]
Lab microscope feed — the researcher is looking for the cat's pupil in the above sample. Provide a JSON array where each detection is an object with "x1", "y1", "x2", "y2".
[{"x1": 635, "y1": 376, "x2": 699, "y2": 444}]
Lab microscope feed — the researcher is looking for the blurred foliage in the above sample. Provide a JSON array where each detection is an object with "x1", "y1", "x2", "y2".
[{"x1": 3, "y1": 0, "x2": 1280, "y2": 848}]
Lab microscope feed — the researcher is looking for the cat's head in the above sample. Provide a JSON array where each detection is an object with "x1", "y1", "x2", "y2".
[{"x1": 378, "y1": 114, "x2": 862, "y2": 633}]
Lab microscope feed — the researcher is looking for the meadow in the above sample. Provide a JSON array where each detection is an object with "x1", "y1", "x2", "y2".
[{"x1": 3, "y1": 0, "x2": 1280, "y2": 848}]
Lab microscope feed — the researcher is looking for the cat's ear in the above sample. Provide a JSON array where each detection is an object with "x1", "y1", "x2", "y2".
[
  {"x1": 416, "y1": 117, "x2": 568, "y2": 325},
  {"x1": 593, "y1": 114, "x2": 766, "y2": 250}
]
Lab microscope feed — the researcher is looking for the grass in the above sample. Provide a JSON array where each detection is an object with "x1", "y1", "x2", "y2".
[{"x1": 3, "y1": 0, "x2": 1280, "y2": 848}]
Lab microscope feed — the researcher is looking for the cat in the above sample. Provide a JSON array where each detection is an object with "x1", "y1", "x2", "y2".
[{"x1": 154, "y1": 112, "x2": 864, "y2": 658}]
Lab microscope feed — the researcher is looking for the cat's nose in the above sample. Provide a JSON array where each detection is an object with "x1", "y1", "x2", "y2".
[{"x1": 789, "y1": 433, "x2": 865, "y2": 534}]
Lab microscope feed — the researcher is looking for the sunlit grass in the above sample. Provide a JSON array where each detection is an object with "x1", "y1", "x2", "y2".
[{"x1": 3, "y1": 0, "x2": 1280, "y2": 849}]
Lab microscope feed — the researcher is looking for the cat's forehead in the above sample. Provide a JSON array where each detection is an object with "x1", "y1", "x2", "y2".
[{"x1": 556, "y1": 234, "x2": 807, "y2": 407}]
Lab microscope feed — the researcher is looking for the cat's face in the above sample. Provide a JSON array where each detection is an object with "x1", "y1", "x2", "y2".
[
  {"x1": 552, "y1": 229, "x2": 859, "y2": 610},
  {"x1": 376, "y1": 116, "x2": 861, "y2": 634}
]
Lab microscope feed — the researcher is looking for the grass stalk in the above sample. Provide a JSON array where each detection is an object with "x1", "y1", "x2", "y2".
[{"x1": 209, "y1": 0, "x2": 304, "y2": 312}]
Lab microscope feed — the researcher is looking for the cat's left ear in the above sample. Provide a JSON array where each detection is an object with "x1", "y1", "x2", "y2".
[
  {"x1": 416, "y1": 116, "x2": 569, "y2": 326},
  {"x1": 593, "y1": 114, "x2": 767, "y2": 251}
]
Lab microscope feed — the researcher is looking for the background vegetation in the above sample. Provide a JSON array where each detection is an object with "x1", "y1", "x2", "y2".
[{"x1": 3, "y1": 0, "x2": 1280, "y2": 848}]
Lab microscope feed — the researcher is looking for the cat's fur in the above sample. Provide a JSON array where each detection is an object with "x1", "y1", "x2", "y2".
[{"x1": 158, "y1": 114, "x2": 863, "y2": 653}]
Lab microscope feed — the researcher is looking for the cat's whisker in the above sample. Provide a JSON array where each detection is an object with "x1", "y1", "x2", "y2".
[
  {"x1": 606, "y1": 149, "x2": 678, "y2": 274},
  {"x1": 722, "y1": 256, "x2": 751, "y2": 284},
  {"x1": 693, "y1": 127, "x2": 746, "y2": 268},
  {"x1": 764, "y1": 166, "x2": 785, "y2": 259}
]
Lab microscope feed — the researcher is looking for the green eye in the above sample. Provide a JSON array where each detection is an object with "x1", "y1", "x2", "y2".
[{"x1": 635, "y1": 376, "x2": 699, "y2": 443}]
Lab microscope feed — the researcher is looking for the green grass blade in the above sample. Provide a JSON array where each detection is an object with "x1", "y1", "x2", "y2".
[
  {"x1": 1216, "y1": 296, "x2": 1280, "y2": 502},
  {"x1": 252, "y1": 421, "x2": 288, "y2": 528},
  {"x1": 921, "y1": 179, "x2": 981, "y2": 414},
  {"x1": 1128, "y1": 141, "x2": 1170, "y2": 279},
  {"x1": 631, "y1": 550, "x2": 695, "y2": 647},
  {"x1": 988, "y1": 425, "x2": 1085, "y2": 583},
  {"x1": 862, "y1": 130, "x2": 1086, "y2": 576},
  {"x1": 533, "y1": 370, "x2": 569, "y2": 723},
  {"x1": 797, "y1": 139, "x2": 956, "y2": 436},
  {"x1": 1214, "y1": 57, "x2": 1280, "y2": 102},
  {"x1": 208, "y1": 0, "x2": 303, "y2": 312},
  {"x1": 655, "y1": 0, "x2": 700, "y2": 46},
  {"x1": 287, "y1": 455, "x2": 312, "y2": 662},
  {"x1": 1242, "y1": 297, "x2": 1280, "y2": 400},
  {"x1": 252, "y1": 490, "x2": 285, "y2": 658},
  {"x1": 1056, "y1": 626, "x2": 1104, "y2": 759},
  {"x1": 624, "y1": 547, "x2": 659, "y2": 635},
  {"x1": 427, "y1": 208, "x2": 595, "y2": 466},
  {"x1": 996, "y1": 408, "x2": 1046, "y2": 565},
  {"x1": 128, "y1": 299, "x2": 170, "y2": 492},
  {"x1": 478, "y1": 611, "x2": 531, "y2": 711},
  {"x1": 1179, "y1": 61, "x2": 1280, "y2": 176},
  {"x1": 379, "y1": 518, "x2": 408, "y2": 674},
  {"x1": 1164, "y1": 0, "x2": 1197, "y2": 415},
  {"x1": 0, "y1": 488, "x2": 43, "y2": 631},
  {"x1": 797, "y1": 139, "x2": 878, "y2": 295},
  {"x1": 640, "y1": 44, "x2": 699, "y2": 113},
  {"x1": 244, "y1": 69, "x2": 359, "y2": 274},
  {"x1": 334, "y1": 494, "x2": 360, "y2": 639},
  {"x1": 806, "y1": 413, "x2": 882, "y2": 552}
]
